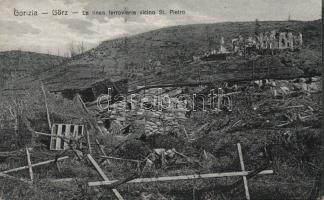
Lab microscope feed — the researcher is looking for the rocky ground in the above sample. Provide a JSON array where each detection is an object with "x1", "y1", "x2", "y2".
[{"x1": 0, "y1": 74, "x2": 321, "y2": 200}]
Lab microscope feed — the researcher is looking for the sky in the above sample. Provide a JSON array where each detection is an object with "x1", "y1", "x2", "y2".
[{"x1": 0, "y1": 0, "x2": 321, "y2": 55}]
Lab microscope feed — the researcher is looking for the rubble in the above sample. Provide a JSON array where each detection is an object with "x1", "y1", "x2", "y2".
[{"x1": 0, "y1": 72, "x2": 320, "y2": 200}]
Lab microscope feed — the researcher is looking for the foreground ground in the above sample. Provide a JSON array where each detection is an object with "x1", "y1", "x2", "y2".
[{"x1": 0, "y1": 75, "x2": 321, "y2": 200}]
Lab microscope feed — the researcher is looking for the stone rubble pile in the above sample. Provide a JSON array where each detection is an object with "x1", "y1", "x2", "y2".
[
  {"x1": 253, "y1": 76, "x2": 321, "y2": 96},
  {"x1": 105, "y1": 88, "x2": 189, "y2": 136}
]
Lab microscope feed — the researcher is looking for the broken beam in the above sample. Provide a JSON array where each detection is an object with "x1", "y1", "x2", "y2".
[
  {"x1": 87, "y1": 154, "x2": 124, "y2": 200},
  {"x1": 0, "y1": 173, "x2": 32, "y2": 184},
  {"x1": 0, "y1": 156, "x2": 69, "y2": 174},
  {"x1": 96, "y1": 139, "x2": 107, "y2": 156},
  {"x1": 237, "y1": 143, "x2": 250, "y2": 200},
  {"x1": 88, "y1": 170, "x2": 273, "y2": 187},
  {"x1": 76, "y1": 95, "x2": 104, "y2": 136},
  {"x1": 47, "y1": 178, "x2": 74, "y2": 183},
  {"x1": 96, "y1": 139, "x2": 112, "y2": 165},
  {"x1": 26, "y1": 147, "x2": 34, "y2": 182},
  {"x1": 86, "y1": 131, "x2": 92, "y2": 155},
  {"x1": 33, "y1": 131, "x2": 70, "y2": 141},
  {"x1": 41, "y1": 83, "x2": 52, "y2": 130},
  {"x1": 100, "y1": 156, "x2": 140, "y2": 163}
]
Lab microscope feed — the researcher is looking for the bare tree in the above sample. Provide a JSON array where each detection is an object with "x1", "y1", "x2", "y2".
[
  {"x1": 77, "y1": 41, "x2": 85, "y2": 54},
  {"x1": 69, "y1": 41, "x2": 77, "y2": 57},
  {"x1": 69, "y1": 41, "x2": 87, "y2": 57}
]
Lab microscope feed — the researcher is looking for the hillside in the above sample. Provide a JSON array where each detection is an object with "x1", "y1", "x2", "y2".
[
  {"x1": 0, "y1": 19, "x2": 321, "y2": 200},
  {"x1": 0, "y1": 51, "x2": 67, "y2": 90},
  {"x1": 43, "y1": 19, "x2": 321, "y2": 91}
]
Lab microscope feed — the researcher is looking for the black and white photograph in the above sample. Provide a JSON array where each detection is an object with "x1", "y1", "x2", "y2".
[{"x1": 0, "y1": 0, "x2": 322, "y2": 199}]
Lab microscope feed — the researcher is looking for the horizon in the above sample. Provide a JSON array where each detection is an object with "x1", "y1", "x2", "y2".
[
  {"x1": 0, "y1": 18, "x2": 321, "y2": 57},
  {"x1": 1, "y1": 17, "x2": 321, "y2": 55},
  {"x1": 0, "y1": 0, "x2": 322, "y2": 55}
]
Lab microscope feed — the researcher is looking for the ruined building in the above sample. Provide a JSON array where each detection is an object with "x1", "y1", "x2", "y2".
[{"x1": 232, "y1": 29, "x2": 303, "y2": 54}]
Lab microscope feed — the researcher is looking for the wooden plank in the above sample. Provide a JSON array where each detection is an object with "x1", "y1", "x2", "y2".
[
  {"x1": 76, "y1": 95, "x2": 104, "y2": 136},
  {"x1": 78, "y1": 95, "x2": 90, "y2": 113},
  {"x1": 100, "y1": 156, "x2": 140, "y2": 163},
  {"x1": 25, "y1": 147, "x2": 34, "y2": 182},
  {"x1": 79, "y1": 125, "x2": 85, "y2": 149},
  {"x1": 88, "y1": 170, "x2": 273, "y2": 186},
  {"x1": 37, "y1": 130, "x2": 55, "y2": 137},
  {"x1": 50, "y1": 125, "x2": 57, "y2": 150},
  {"x1": 73, "y1": 125, "x2": 78, "y2": 138},
  {"x1": 35, "y1": 130, "x2": 69, "y2": 141},
  {"x1": 0, "y1": 173, "x2": 32, "y2": 184},
  {"x1": 64, "y1": 124, "x2": 70, "y2": 150},
  {"x1": 56, "y1": 124, "x2": 63, "y2": 150},
  {"x1": 0, "y1": 156, "x2": 69, "y2": 174},
  {"x1": 87, "y1": 154, "x2": 124, "y2": 200},
  {"x1": 96, "y1": 139, "x2": 112, "y2": 165},
  {"x1": 80, "y1": 125, "x2": 84, "y2": 137},
  {"x1": 47, "y1": 178, "x2": 74, "y2": 183},
  {"x1": 96, "y1": 139, "x2": 107, "y2": 156},
  {"x1": 106, "y1": 173, "x2": 139, "y2": 189},
  {"x1": 41, "y1": 83, "x2": 52, "y2": 130},
  {"x1": 86, "y1": 131, "x2": 92, "y2": 154},
  {"x1": 237, "y1": 143, "x2": 250, "y2": 200}
]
